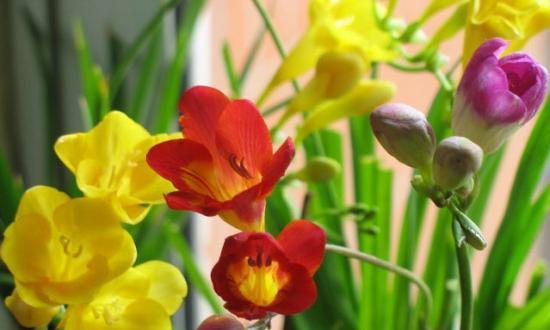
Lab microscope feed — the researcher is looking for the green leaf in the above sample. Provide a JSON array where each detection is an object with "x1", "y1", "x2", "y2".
[
  {"x1": 476, "y1": 99, "x2": 550, "y2": 329},
  {"x1": 222, "y1": 41, "x2": 241, "y2": 98},
  {"x1": 154, "y1": 0, "x2": 205, "y2": 133},
  {"x1": 496, "y1": 287, "x2": 550, "y2": 330},
  {"x1": 73, "y1": 20, "x2": 99, "y2": 126},
  {"x1": 294, "y1": 130, "x2": 357, "y2": 330},
  {"x1": 356, "y1": 159, "x2": 393, "y2": 330},
  {"x1": 128, "y1": 25, "x2": 163, "y2": 123},
  {"x1": 163, "y1": 219, "x2": 224, "y2": 314},
  {"x1": 0, "y1": 151, "x2": 23, "y2": 228},
  {"x1": 109, "y1": 0, "x2": 183, "y2": 103}
]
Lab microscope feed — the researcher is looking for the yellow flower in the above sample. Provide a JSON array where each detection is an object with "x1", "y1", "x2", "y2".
[
  {"x1": 295, "y1": 79, "x2": 396, "y2": 143},
  {"x1": 60, "y1": 261, "x2": 187, "y2": 330},
  {"x1": 275, "y1": 51, "x2": 366, "y2": 130},
  {"x1": 55, "y1": 111, "x2": 177, "y2": 224},
  {"x1": 463, "y1": 0, "x2": 550, "y2": 64},
  {"x1": 1, "y1": 186, "x2": 136, "y2": 307},
  {"x1": 259, "y1": 0, "x2": 398, "y2": 105},
  {"x1": 5, "y1": 289, "x2": 60, "y2": 328}
]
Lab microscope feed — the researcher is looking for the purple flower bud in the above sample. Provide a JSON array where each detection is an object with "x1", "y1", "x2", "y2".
[
  {"x1": 370, "y1": 103, "x2": 435, "y2": 170},
  {"x1": 453, "y1": 38, "x2": 548, "y2": 154},
  {"x1": 433, "y1": 136, "x2": 483, "y2": 191}
]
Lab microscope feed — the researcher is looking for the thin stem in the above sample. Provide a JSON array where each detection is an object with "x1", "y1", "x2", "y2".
[
  {"x1": 262, "y1": 97, "x2": 292, "y2": 117},
  {"x1": 388, "y1": 61, "x2": 427, "y2": 72},
  {"x1": 252, "y1": 0, "x2": 299, "y2": 93},
  {"x1": 452, "y1": 217, "x2": 473, "y2": 330},
  {"x1": 433, "y1": 68, "x2": 454, "y2": 92},
  {"x1": 325, "y1": 244, "x2": 432, "y2": 329}
]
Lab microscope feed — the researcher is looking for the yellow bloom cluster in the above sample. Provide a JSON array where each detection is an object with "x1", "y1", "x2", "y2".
[
  {"x1": 260, "y1": 0, "x2": 397, "y2": 139},
  {"x1": 2, "y1": 112, "x2": 187, "y2": 329}
]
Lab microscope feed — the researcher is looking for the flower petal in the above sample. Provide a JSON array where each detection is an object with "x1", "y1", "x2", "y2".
[
  {"x1": 5, "y1": 289, "x2": 60, "y2": 328},
  {"x1": 135, "y1": 261, "x2": 187, "y2": 315},
  {"x1": 215, "y1": 100, "x2": 273, "y2": 177},
  {"x1": 165, "y1": 190, "x2": 223, "y2": 216},
  {"x1": 55, "y1": 111, "x2": 149, "y2": 173},
  {"x1": 146, "y1": 139, "x2": 219, "y2": 197},
  {"x1": 268, "y1": 265, "x2": 317, "y2": 316},
  {"x1": 178, "y1": 86, "x2": 230, "y2": 154},
  {"x1": 277, "y1": 220, "x2": 326, "y2": 275}
]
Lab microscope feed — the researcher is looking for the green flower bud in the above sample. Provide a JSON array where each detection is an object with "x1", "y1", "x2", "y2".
[
  {"x1": 433, "y1": 136, "x2": 483, "y2": 191},
  {"x1": 370, "y1": 103, "x2": 435, "y2": 170},
  {"x1": 296, "y1": 156, "x2": 341, "y2": 183},
  {"x1": 197, "y1": 315, "x2": 244, "y2": 330}
]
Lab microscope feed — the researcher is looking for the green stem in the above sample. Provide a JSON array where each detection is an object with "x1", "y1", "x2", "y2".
[
  {"x1": 262, "y1": 97, "x2": 292, "y2": 117},
  {"x1": 325, "y1": 244, "x2": 432, "y2": 329},
  {"x1": 251, "y1": 0, "x2": 299, "y2": 93},
  {"x1": 452, "y1": 217, "x2": 473, "y2": 330},
  {"x1": 388, "y1": 61, "x2": 427, "y2": 72}
]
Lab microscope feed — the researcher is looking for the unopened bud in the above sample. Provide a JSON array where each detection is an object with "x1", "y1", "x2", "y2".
[
  {"x1": 433, "y1": 136, "x2": 483, "y2": 190},
  {"x1": 370, "y1": 103, "x2": 435, "y2": 169},
  {"x1": 197, "y1": 315, "x2": 244, "y2": 330},
  {"x1": 296, "y1": 156, "x2": 341, "y2": 183}
]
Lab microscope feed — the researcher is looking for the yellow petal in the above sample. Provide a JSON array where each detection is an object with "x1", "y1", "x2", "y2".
[
  {"x1": 420, "y1": 0, "x2": 468, "y2": 23},
  {"x1": 55, "y1": 111, "x2": 174, "y2": 224},
  {"x1": 61, "y1": 267, "x2": 173, "y2": 330},
  {"x1": 424, "y1": 3, "x2": 468, "y2": 52},
  {"x1": 55, "y1": 111, "x2": 149, "y2": 170},
  {"x1": 14, "y1": 185, "x2": 69, "y2": 220},
  {"x1": 136, "y1": 261, "x2": 188, "y2": 315},
  {"x1": 123, "y1": 133, "x2": 180, "y2": 204},
  {"x1": 296, "y1": 80, "x2": 396, "y2": 143},
  {"x1": 5, "y1": 289, "x2": 60, "y2": 328},
  {"x1": 1, "y1": 187, "x2": 68, "y2": 284},
  {"x1": 278, "y1": 51, "x2": 365, "y2": 128},
  {"x1": 52, "y1": 197, "x2": 137, "y2": 280}
]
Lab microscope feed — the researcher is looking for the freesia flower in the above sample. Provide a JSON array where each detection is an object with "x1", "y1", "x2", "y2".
[
  {"x1": 452, "y1": 38, "x2": 548, "y2": 153},
  {"x1": 60, "y1": 261, "x2": 187, "y2": 330},
  {"x1": 463, "y1": 0, "x2": 550, "y2": 64},
  {"x1": 211, "y1": 220, "x2": 326, "y2": 320},
  {"x1": 55, "y1": 111, "x2": 177, "y2": 224},
  {"x1": 259, "y1": 0, "x2": 398, "y2": 104},
  {"x1": 1, "y1": 186, "x2": 136, "y2": 307},
  {"x1": 147, "y1": 86, "x2": 295, "y2": 232},
  {"x1": 295, "y1": 80, "x2": 396, "y2": 143},
  {"x1": 5, "y1": 289, "x2": 60, "y2": 328},
  {"x1": 275, "y1": 51, "x2": 366, "y2": 129}
]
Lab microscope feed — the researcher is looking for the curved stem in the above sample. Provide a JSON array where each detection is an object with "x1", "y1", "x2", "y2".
[
  {"x1": 325, "y1": 244, "x2": 432, "y2": 329},
  {"x1": 251, "y1": 0, "x2": 300, "y2": 93},
  {"x1": 452, "y1": 217, "x2": 473, "y2": 330}
]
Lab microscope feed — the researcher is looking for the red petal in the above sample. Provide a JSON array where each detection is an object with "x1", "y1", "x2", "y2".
[
  {"x1": 277, "y1": 220, "x2": 326, "y2": 275},
  {"x1": 165, "y1": 190, "x2": 223, "y2": 216},
  {"x1": 227, "y1": 138, "x2": 295, "y2": 206},
  {"x1": 178, "y1": 86, "x2": 230, "y2": 154},
  {"x1": 257, "y1": 138, "x2": 295, "y2": 196},
  {"x1": 146, "y1": 139, "x2": 218, "y2": 197},
  {"x1": 215, "y1": 100, "x2": 272, "y2": 177},
  {"x1": 268, "y1": 265, "x2": 317, "y2": 316}
]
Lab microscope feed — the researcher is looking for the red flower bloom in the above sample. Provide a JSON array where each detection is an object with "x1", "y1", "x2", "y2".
[
  {"x1": 147, "y1": 86, "x2": 295, "y2": 231},
  {"x1": 211, "y1": 220, "x2": 326, "y2": 320}
]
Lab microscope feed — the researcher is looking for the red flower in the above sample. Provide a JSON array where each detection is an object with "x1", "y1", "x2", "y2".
[
  {"x1": 211, "y1": 220, "x2": 326, "y2": 320},
  {"x1": 147, "y1": 86, "x2": 295, "y2": 231}
]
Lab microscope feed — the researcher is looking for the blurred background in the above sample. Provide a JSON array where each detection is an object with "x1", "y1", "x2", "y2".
[{"x1": 0, "y1": 0, "x2": 549, "y2": 328}]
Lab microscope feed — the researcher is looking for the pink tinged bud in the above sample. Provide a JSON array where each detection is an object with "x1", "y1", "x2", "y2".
[
  {"x1": 370, "y1": 103, "x2": 435, "y2": 170},
  {"x1": 197, "y1": 315, "x2": 245, "y2": 330},
  {"x1": 433, "y1": 136, "x2": 483, "y2": 191},
  {"x1": 453, "y1": 38, "x2": 548, "y2": 154}
]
